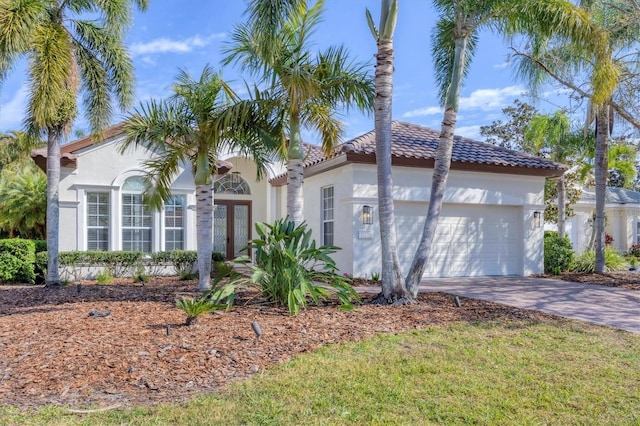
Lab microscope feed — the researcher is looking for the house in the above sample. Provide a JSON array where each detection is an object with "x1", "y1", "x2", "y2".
[
  {"x1": 565, "y1": 186, "x2": 640, "y2": 254},
  {"x1": 31, "y1": 120, "x2": 565, "y2": 278}
]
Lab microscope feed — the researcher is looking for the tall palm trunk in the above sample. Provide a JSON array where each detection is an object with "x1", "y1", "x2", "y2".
[
  {"x1": 195, "y1": 183, "x2": 213, "y2": 291},
  {"x1": 287, "y1": 115, "x2": 305, "y2": 224},
  {"x1": 405, "y1": 34, "x2": 467, "y2": 295},
  {"x1": 45, "y1": 127, "x2": 62, "y2": 287},
  {"x1": 594, "y1": 106, "x2": 609, "y2": 273},
  {"x1": 373, "y1": 37, "x2": 405, "y2": 304},
  {"x1": 557, "y1": 175, "x2": 566, "y2": 238}
]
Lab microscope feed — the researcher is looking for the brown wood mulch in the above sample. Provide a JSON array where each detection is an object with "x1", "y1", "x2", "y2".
[
  {"x1": 553, "y1": 270, "x2": 640, "y2": 290},
  {"x1": 0, "y1": 277, "x2": 567, "y2": 409}
]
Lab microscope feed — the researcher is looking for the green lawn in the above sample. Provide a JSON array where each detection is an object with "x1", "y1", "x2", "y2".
[{"x1": 2, "y1": 319, "x2": 639, "y2": 425}]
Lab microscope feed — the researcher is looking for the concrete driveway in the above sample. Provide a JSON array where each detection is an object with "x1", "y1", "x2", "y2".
[{"x1": 418, "y1": 276, "x2": 640, "y2": 334}]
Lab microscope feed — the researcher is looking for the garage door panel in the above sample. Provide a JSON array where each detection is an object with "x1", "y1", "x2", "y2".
[{"x1": 395, "y1": 203, "x2": 522, "y2": 278}]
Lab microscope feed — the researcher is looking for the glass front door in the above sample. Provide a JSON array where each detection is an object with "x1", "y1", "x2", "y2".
[{"x1": 213, "y1": 201, "x2": 251, "y2": 260}]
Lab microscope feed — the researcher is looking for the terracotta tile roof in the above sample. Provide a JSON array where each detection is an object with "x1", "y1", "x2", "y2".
[
  {"x1": 335, "y1": 121, "x2": 566, "y2": 172},
  {"x1": 30, "y1": 123, "x2": 233, "y2": 174}
]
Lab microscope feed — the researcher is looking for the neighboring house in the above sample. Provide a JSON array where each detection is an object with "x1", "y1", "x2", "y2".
[
  {"x1": 31, "y1": 120, "x2": 564, "y2": 278},
  {"x1": 565, "y1": 186, "x2": 640, "y2": 255}
]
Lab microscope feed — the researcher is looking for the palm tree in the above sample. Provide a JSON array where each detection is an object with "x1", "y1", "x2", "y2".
[
  {"x1": 120, "y1": 65, "x2": 275, "y2": 291},
  {"x1": 364, "y1": 1, "x2": 406, "y2": 304},
  {"x1": 0, "y1": 0, "x2": 148, "y2": 287},
  {"x1": 0, "y1": 161, "x2": 47, "y2": 239},
  {"x1": 524, "y1": 111, "x2": 572, "y2": 237},
  {"x1": 513, "y1": 0, "x2": 638, "y2": 272},
  {"x1": 223, "y1": 0, "x2": 374, "y2": 224},
  {"x1": 0, "y1": 131, "x2": 43, "y2": 171},
  {"x1": 397, "y1": 0, "x2": 613, "y2": 300}
]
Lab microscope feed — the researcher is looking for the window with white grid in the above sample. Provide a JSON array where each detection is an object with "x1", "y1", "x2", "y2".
[
  {"x1": 87, "y1": 192, "x2": 109, "y2": 251},
  {"x1": 165, "y1": 195, "x2": 185, "y2": 250},
  {"x1": 322, "y1": 186, "x2": 334, "y2": 246},
  {"x1": 122, "y1": 177, "x2": 152, "y2": 252}
]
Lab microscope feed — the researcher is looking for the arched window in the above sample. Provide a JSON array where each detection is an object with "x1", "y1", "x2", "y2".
[
  {"x1": 214, "y1": 173, "x2": 251, "y2": 195},
  {"x1": 122, "y1": 176, "x2": 152, "y2": 252}
]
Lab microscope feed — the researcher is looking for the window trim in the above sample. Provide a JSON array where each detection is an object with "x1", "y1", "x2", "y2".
[
  {"x1": 86, "y1": 191, "x2": 110, "y2": 251},
  {"x1": 164, "y1": 195, "x2": 185, "y2": 251},
  {"x1": 321, "y1": 185, "x2": 334, "y2": 246},
  {"x1": 121, "y1": 177, "x2": 153, "y2": 252}
]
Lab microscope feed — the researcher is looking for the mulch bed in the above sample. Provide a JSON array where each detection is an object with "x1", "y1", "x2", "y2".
[
  {"x1": 553, "y1": 271, "x2": 640, "y2": 290},
  {"x1": 0, "y1": 276, "x2": 594, "y2": 409}
]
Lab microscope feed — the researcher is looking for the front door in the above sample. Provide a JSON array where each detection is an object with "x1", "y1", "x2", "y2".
[{"x1": 213, "y1": 200, "x2": 252, "y2": 260}]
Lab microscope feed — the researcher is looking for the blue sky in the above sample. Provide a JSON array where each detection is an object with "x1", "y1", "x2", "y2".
[{"x1": 0, "y1": 0, "x2": 571, "y2": 143}]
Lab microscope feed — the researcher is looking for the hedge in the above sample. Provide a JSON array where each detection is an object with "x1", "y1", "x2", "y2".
[{"x1": 0, "y1": 239, "x2": 36, "y2": 284}]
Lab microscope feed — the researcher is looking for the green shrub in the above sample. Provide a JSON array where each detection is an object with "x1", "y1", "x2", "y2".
[
  {"x1": 572, "y1": 247, "x2": 628, "y2": 273},
  {"x1": 628, "y1": 243, "x2": 640, "y2": 258},
  {"x1": 178, "y1": 270, "x2": 198, "y2": 281},
  {"x1": 175, "y1": 296, "x2": 223, "y2": 326},
  {"x1": 95, "y1": 267, "x2": 114, "y2": 284},
  {"x1": 231, "y1": 218, "x2": 359, "y2": 315},
  {"x1": 168, "y1": 250, "x2": 197, "y2": 276},
  {"x1": 544, "y1": 231, "x2": 574, "y2": 274},
  {"x1": 132, "y1": 264, "x2": 150, "y2": 283},
  {"x1": 33, "y1": 240, "x2": 47, "y2": 253},
  {"x1": 0, "y1": 239, "x2": 36, "y2": 284},
  {"x1": 35, "y1": 251, "x2": 47, "y2": 282},
  {"x1": 212, "y1": 251, "x2": 225, "y2": 262},
  {"x1": 104, "y1": 251, "x2": 143, "y2": 277}
]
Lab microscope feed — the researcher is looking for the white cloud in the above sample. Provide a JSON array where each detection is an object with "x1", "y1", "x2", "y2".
[
  {"x1": 459, "y1": 86, "x2": 527, "y2": 111},
  {"x1": 0, "y1": 83, "x2": 28, "y2": 131},
  {"x1": 492, "y1": 61, "x2": 510, "y2": 69},
  {"x1": 139, "y1": 56, "x2": 157, "y2": 66},
  {"x1": 130, "y1": 33, "x2": 226, "y2": 56},
  {"x1": 402, "y1": 106, "x2": 442, "y2": 118},
  {"x1": 454, "y1": 125, "x2": 482, "y2": 140}
]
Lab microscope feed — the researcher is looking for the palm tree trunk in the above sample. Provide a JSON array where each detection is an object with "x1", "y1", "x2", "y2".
[
  {"x1": 287, "y1": 115, "x2": 305, "y2": 225},
  {"x1": 45, "y1": 127, "x2": 62, "y2": 287},
  {"x1": 196, "y1": 183, "x2": 213, "y2": 291},
  {"x1": 557, "y1": 175, "x2": 566, "y2": 238},
  {"x1": 372, "y1": 37, "x2": 405, "y2": 305},
  {"x1": 405, "y1": 34, "x2": 467, "y2": 296},
  {"x1": 594, "y1": 106, "x2": 609, "y2": 273}
]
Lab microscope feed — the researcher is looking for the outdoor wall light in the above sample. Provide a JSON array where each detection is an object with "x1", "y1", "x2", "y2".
[
  {"x1": 533, "y1": 211, "x2": 542, "y2": 228},
  {"x1": 362, "y1": 205, "x2": 373, "y2": 225}
]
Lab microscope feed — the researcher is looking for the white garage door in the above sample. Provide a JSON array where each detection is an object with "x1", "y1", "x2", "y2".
[{"x1": 395, "y1": 203, "x2": 522, "y2": 277}]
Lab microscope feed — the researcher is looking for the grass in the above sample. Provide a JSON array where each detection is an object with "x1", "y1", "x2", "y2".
[{"x1": 2, "y1": 319, "x2": 639, "y2": 425}]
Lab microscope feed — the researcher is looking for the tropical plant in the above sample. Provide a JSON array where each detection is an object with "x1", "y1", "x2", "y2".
[
  {"x1": 175, "y1": 297, "x2": 221, "y2": 326},
  {"x1": 121, "y1": 65, "x2": 275, "y2": 291},
  {"x1": 481, "y1": 102, "x2": 584, "y2": 228},
  {"x1": 513, "y1": 0, "x2": 639, "y2": 272},
  {"x1": 0, "y1": 131, "x2": 43, "y2": 171},
  {"x1": 524, "y1": 111, "x2": 572, "y2": 236},
  {"x1": 0, "y1": 161, "x2": 47, "y2": 239},
  {"x1": 231, "y1": 218, "x2": 359, "y2": 315},
  {"x1": 223, "y1": 0, "x2": 374, "y2": 224},
  {"x1": 374, "y1": 0, "x2": 612, "y2": 304},
  {"x1": 0, "y1": 0, "x2": 148, "y2": 287},
  {"x1": 571, "y1": 247, "x2": 627, "y2": 273}
]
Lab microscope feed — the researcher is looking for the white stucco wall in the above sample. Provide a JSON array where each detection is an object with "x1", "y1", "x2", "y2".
[
  {"x1": 57, "y1": 134, "x2": 281, "y2": 253},
  {"x1": 568, "y1": 203, "x2": 640, "y2": 254},
  {"x1": 304, "y1": 163, "x2": 546, "y2": 278}
]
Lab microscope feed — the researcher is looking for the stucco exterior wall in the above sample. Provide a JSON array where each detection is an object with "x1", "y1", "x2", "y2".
[
  {"x1": 568, "y1": 203, "x2": 640, "y2": 254},
  {"x1": 304, "y1": 163, "x2": 546, "y2": 278}
]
